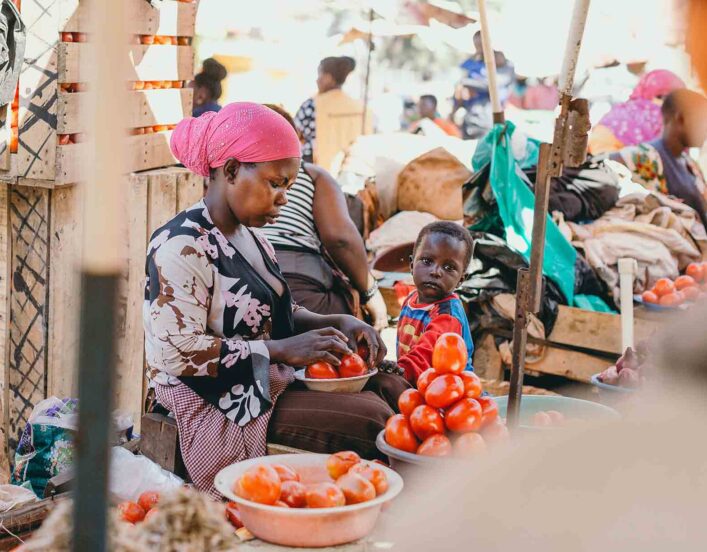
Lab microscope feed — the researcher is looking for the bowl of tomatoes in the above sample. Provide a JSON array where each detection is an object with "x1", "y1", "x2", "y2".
[
  {"x1": 214, "y1": 452, "x2": 403, "y2": 547},
  {"x1": 637, "y1": 264, "x2": 707, "y2": 310},
  {"x1": 491, "y1": 395, "x2": 619, "y2": 429},
  {"x1": 295, "y1": 352, "x2": 378, "y2": 393}
]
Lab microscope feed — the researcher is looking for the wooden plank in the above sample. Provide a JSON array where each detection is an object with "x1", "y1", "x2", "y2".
[
  {"x1": 473, "y1": 333, "x2": 503, "y2": 381},
  {"x1": 548, "y1": 305, "x2": 662, "y2": 355},
  {"x1": 114, "y1": 174, "x2": 148, "y2": 428},
  {"x1": 60, "y1": 0, "x2": 197, "y2": 36},
  {"x1": 55, "y1": 132, "x2": 177, "y2": 185},
  {"x1": 8, "y1": 186, "x2": 50, "y2": 451},
  {"x1": 59, "y1": 43, "x2": 195, "y2": 84},
  {"x1": 508, "y1": 344, "x2": 612, "y2": 384},
  {"x1": 0, "y1": 184, "x2": 10, "y2": 482},
  {"x1": 176, "y1": 168, "x2": 204, "y2": 211},
  {"x1": 46, "y1": 185, "x2": 81, "y2": 399},
  {"x1": 57, "y1": 89, "x2": 192, "y2": 134},
  {"x1": 18, "y1": 0, "x2": 60, "y2": 181},
  {"x1": 147, "y1": 169, "x2": 178, "y2": 237}
]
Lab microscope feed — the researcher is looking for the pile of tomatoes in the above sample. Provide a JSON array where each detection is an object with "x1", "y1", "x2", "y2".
[
  {"x1": 117, "y1": 491, "x2": 161, "y2": 524},
  {"x1": 641, "y1": 262, "x2": 707, "y2": 307},
  {"x1": 232, "y1": 451, "x2": 388, "y2": 509},
  {"x1": 384, "y1": 333, "x2": 509, "y2": 458},
  {"x1": 305, "y1": 349, "x2": 369, "y2": 380}
]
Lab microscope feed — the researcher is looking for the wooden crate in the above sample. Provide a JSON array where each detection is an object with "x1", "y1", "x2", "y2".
[
  {"x1": 0, "y1": 0, "x2": 197, "y2": 186},
  {"x1": 0, "y1": 167, "x2": 203, "y2": 467}
]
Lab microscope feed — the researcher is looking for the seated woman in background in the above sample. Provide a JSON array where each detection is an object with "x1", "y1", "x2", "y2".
[
  {"x1": 192, "y1": 58, "x2": 227, "y2": 117},
  {"x1": 263, "y1": 105, "x2": 388, "y2": 331},
  {"x1": 610, "y1": 89, "x2": 707, "y2": 229},
  {"x1": 588, "y1": 69, "x2": 685, "y2": 155}
]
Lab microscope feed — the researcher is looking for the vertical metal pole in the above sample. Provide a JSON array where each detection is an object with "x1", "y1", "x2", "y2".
[
  {"x1": 477, "y1": 0, "x2": 504, "y2": 124},
  {"x1": 361, "y1": 8, "x2": 374, "y2": 133},
  {"x1": 73, "y1": 0, "x2": 127, "y2": 549}
]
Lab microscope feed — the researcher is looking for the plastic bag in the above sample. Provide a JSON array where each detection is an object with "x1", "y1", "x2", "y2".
[{"x1": 109, "y1": 447, "x2": 183, "y2": 502}]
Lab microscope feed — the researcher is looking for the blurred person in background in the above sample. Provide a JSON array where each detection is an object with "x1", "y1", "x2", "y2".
[
  {"x1": 588, "y1": 69, "x2": 685, "y2": 155},
  {"x1": 451, "y1": 30, "x2": 515, "y2": 139},
  {"x1": 263, "y1": 105, "x2": 388, "y2": 331},
  {"x1": 294, "y1": 56, "x2": 371, "y2": 171},
  {"x1": 610, "y1": 89, "x2": 707, "y2": 229},
  {"x1": 409, "y1": 94, "x2": 461, "y2": 138},
  {"x1": 191, "y1": 58, "x2": 228, "y2": 117}
]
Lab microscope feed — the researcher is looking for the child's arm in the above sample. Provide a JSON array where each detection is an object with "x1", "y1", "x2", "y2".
[{"x1": 398, "y1": 314, "x2": 464, "y2": 384}]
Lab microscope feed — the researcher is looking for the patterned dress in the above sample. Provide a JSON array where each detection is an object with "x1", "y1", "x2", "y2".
[
  {"x1": 144, "y1": 199, "x2": 295, "y2": 496},
  {"x1": 294, "y1": 97, "x2": 316, "y2": 163}
]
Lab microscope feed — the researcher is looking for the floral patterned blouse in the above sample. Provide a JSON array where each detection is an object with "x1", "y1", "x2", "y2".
[{"x1": 143, "y1": 200, "x2": 295, "y2": 426}]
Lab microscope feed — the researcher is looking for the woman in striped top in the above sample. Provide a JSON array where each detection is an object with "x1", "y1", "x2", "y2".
[{"x1": 263, "y1": 106, "x2": 388, "y2": 330}]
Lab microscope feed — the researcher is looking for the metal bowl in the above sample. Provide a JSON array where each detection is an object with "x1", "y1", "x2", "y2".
[
  {"x1": 294, "y1": 368, "x2": 378, "y2": 393},
  {"x1": 214, "y1": 453, "x2": 403, "y2": 548}
]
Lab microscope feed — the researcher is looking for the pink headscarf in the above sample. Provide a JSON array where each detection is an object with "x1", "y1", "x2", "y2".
[
  {"x1": 629, "y1": 69, "x2": 685, "y2": 101},
  {"x1": 170, "y1": 102, "x2": 301, "y2": 177}
]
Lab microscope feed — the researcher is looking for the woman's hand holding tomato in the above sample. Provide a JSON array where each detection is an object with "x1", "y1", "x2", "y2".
[
  {"x1": 432, "y1": 333, "x2": 467, "y2": 374},
  {"x1": 266, "y1": 327, "x2": 350, "y2": 367},
  {"x1": 334, "y1": 315, "x2": 387, "y2": 369}
]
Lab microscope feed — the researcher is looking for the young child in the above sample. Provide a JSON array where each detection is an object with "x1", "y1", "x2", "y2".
[{"x1": 396, "y1": 221, "x2": 475, "y2": 384}]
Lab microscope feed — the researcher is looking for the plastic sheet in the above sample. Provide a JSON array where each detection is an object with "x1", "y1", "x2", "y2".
[{"x1": 109, "y1": 447, "x2": 183, "y2": 502}]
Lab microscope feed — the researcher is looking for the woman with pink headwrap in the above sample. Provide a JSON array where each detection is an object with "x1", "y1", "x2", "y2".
[
  {"x1": 588, "y1": 69, "x2": 686, "y2": 155},
  {"x1": 143, "y1": 103, "x2": 409, "y2": 497}
]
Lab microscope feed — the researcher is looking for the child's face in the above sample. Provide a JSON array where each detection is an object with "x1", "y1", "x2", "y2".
[{"x1": 411, "y1": 233, "x2": 467, "y2": 303}]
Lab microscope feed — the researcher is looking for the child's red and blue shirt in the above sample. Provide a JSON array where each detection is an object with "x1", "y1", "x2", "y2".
[{"x1": 396, "y1": 291, "x2": 474, "y2": 383}]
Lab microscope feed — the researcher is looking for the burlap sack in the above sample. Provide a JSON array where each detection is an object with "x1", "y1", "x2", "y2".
[{"x1": 396, "y1": 147, "x2": 472, "y2": 220}]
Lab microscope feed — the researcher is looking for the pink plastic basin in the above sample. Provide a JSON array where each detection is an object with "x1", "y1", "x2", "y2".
[{"x1": 214, "y1": 453, "x2": 403, "y2": 548}]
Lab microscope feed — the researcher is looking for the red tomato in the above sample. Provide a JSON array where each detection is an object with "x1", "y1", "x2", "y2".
[
  {"x1": 546, "y1": 410, "x2": 565, "y2": 425},
  {"x1": 641, "y1": 290, "x2": 659, "y2": 304},
  {"x1": 409, "y1": 404, "x2": 445, "y2": 441},
  {"x1": 356, "y1": 342, "x2": 370, "y2": 361},
  {"x1": 177, "y1": 36, "x2": 191, "y2": 46},
  {"x1": 140, "y1": 35, "x2": 155, "y2": 45},
  {"x1": 60, "y1": 32, "x2": 74, "y2": 42},
  {"x1": 481, "y1": 420, "x2": 510, "y2": 443},
  {"x1": 137, "y1": 491, "x2": 159, "y2": 512},
  {"x1": 132, "y1": 127, "x2": 146, "y2": 136},
  {"x1": 416, "y1": 434, "x2": 452, "y2": 457},
  {"x1": 416, "y1": 368, "x2": 439, "y2": 395},
  {"x1": 476, "y1": 396, "x2": 499, "y2": 428},
  {"x1": 339, "y1": 353, "x2": 367, "y2": 378},
  {"x1": 326, "y1": 451, "x2": 361, "y2": 479},
  {"x1": 132, "y1": 81, "x2": 145, "y2": 91},
  {"x1": 144, "y1": 507, "x2": 159, "y2": 522},
  {"x1": 454, "y1": 432, "x2": 487, "y2": 456},
  {"x1": 384, "y1": 414, "x2": 419, "y2": 453},
  {"x1": 336, "y1": 473, "x2": 376, "y2": 504},
  {"x1": 432, "y1": 333, "x2": 467, "y2": 374},
  {"x1": 675, "y1": 275, "x2": 696, "y2": 290},
  {"x1": 143, "y1": 82, "x2": 154, "y2": 90},
  {"x1": 272, "y1": 464, "x2": 299, "y2": 483},
  {"x1": 234, "y1": 465, "x2": 281, "y2": 505},
  {"x1": 659, "y1": 292, "x2": 682, "y2": 307},
  {"x1": 686, "y1": 262, "x2": 705, "y2": 283},
  {"x1": 58, "y1": 134, "x2": 71, "y2": 146},
  {"x1": 444, "y1": 398, "x2": 482, "y2": 433},
  {"x1": 153, "y1": 124, "x2": 168, "y2": 132},
  {"x1": 397, "y1": 388, "x2": 424, "y2": 418},
  {"x1": 279, "y1": 480, "x2": 307, "y2": 508},
  {"x1": 74, "y1": 32, "x2": 88, "y2": 43},
  {"x1": 532, "y1": 411, "x2": 552, "y2": 427},
  {"x1": 169, "y1": 36, "x2": 178, "y2": 45},
  {"x1": 305, "y1": 482, "x2": 346, "y2": 508},
  {"x1": 305, "y1": 362, "x2": 338, "y2": 379},
  {"x1": 172, "y1": 80, "x2": 183, "y2": 89},
  {"x1": 424, "y1": 374, "x2": 464, "y2": 409},
  {"x1": 653, "y1": 278, "x2": 675, "y2": 297},
  {"x1": 225, "y1": 502, "x2": 243, "y2": 528},
  {"x1": 682, "y1": 285, "x2": 700, "y2": 301},
  {"x1": 143, "y1": 125, "x2": 155, "y2": 133},
  {"x1": 459, "y1": 371, "x2": 483, "y2": 398},
  {"x1": 118, "y1": 501, "x2": 145, "y2": 523},
  {"x1": 348, "y1": 463, "x2": 388, "y2": 496},
  {"x1": 60, "y1": 83, "x2": 72, "y2": 92}
]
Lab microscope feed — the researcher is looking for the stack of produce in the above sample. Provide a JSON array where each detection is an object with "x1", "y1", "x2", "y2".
[
  {"x1": 232, "y1": 451, "x2": 388, "y2": 507},
  {"x1": 597, "y1": 344, "x2": 650, "y2": 388},
  {"x1": 641, "y1": 262, "x2": 707, "y2": 307},
  {"x1": 384, "y1": 333, "x2": 509, "y2": 457}
]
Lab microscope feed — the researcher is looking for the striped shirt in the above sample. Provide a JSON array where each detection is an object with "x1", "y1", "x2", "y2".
[{"x1": 262, "y1": 165, "x2": 321, "y2": 253}]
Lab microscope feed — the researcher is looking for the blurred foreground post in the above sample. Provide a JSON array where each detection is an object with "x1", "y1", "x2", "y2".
[
  {"x1": 477, "y1": 0, "x2": 503, "y2": 124},
  {"x1": 72, "y1": 0, "x2": 128, "y2": 550},
  {"x1": 507, "y1": 0, "x2": 591, "y2": 430}
]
